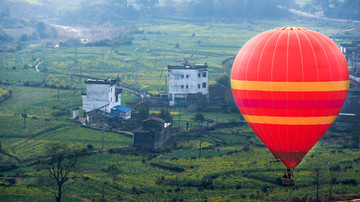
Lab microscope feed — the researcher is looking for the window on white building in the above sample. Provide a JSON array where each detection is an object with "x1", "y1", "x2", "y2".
[
  {"x1": 198, "y1": 84, "x2": 200, "y2": 88},
  {"x1": 186, "y1": 85, "x2": 188, "y2": 88},
  {"x1": 186, "y1": 75, "x2": 189, "y2": 78},
  {"x1": 181, "y1": 85, "x2": 184, "y2": 88},
  {"x1": 202, "y1": 82, "x2": 206, "y2": 88},
  {"x1": 198, "y1": 73, "x2": 201, "y2": 78},
  {"x1": 181, "y1": 75, "x2": 184, "y2": 78},
  {"x1": 202, "y1": 72, "x2": 207, "y2": 77}
]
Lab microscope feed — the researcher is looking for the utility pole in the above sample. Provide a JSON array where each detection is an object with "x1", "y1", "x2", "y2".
[
  {"x1": 74, "y1": 46, "x2": 78, "y2": 67},
  {"x1": 199, "y1": 139, "x2": 202, "y2": 159},
  {"x1": 43, "y1": 48, "x2": 46, "y2": 71},
  {"x1": 102, "y1": 119, "x2": 104, "y2": 153},
  {"x1": 178, "y1": 105, "x2": 181, "y2": 128},
  {"x1": 57, "y1": 80, "x2": 60, "y2": 102},
  {"x1": 315, "y1": 168, "x2": 320, "y2": 202},
  {"x1": 79, "y1": 65, "x2": 82, "y2": 83},
  {"x1": 23, "y1": 109, "x2": 27, "y2": 128},
  {"x1": 329, "y1": 170, "x2": 333, "y2": 200},
  {"x1": 101, "y1": 105, "x2": 106, "y2": 153},
  {"x1": 154, "y1": 55, "x2": 157, "y2": 68}
]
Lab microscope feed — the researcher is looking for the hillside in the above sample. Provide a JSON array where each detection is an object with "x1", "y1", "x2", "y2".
[
  {"x1": 0, "y1": 18, "x2": 360, "y2": 201},
  {"x1": 0, "y1": 0, "x2": 360, "y2": 200}
]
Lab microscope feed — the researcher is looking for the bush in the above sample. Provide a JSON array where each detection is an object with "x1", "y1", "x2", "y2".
[
  {"x1": 342, "y1": 179, "x2": 357, "y2": 185},
  {"x1": 23, "y1": 81, "x2": 30, "y2": 86},
  {"x1": 242, "y1": 145, "x2": 250, "y2": 152},
  {"x1": 86, "y1": 144, "x2": 94, "y2": 150},
  {"x1": 275, "y1": 177, "x2": 283, "y2": 185},
  {"x1": 329, "y1": 164, "x2": 341, "y2": 172},
  {"x1": 261, "y1": 186, "x2": 269, "y2": 192},
  {"x1": 331, "y1": 177, "x2": 338, "y2": 184}
]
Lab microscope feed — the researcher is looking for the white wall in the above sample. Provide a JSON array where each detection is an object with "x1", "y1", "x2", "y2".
[
  {"x1": 82, "y1": 83, "x2": 120, "y2": 112},
  {"x1": 168, "y1": 68, "x2": 208, "y2": 95}
]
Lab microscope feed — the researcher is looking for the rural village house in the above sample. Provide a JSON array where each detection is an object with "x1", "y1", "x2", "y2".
[
  {"x1": 82, "y1": 78, "x2": 122, "y2": 113},
  {"x1": 133, "y1": 117, "x2": 172, "y2": 149},
  {"x1": 168, "y1": 63, "x2": 208, "y2": 106},
  {"x1": 82, "y1": 78, "x2": 131, "y2": 127}
]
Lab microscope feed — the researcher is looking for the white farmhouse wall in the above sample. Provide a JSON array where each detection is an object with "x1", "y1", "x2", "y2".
[
  {"x1": 168, "y1": 64, "x2": 208, "y2": 106},
  {"x1": 82, "y1": 80, "x2": 121, "y2": 112},
  {"x1": 168, "y1": 69, "x2": 208, "y2": 95}
]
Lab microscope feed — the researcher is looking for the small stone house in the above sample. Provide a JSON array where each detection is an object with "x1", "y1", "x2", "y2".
[
  {"x1": 72, "y1": 108, "x2": 79, "y2": 119},
  {"x1": 133, "y1": 117, "x2": 172, "y2": 149},
  {"x1": 203, "y1": 119, "x2": 215, "y2": 128},
  {"x1": 110, "y1": 105, "x2": 131, "y2": 120},
  {"x1": 85, "y1": 110, "x2": 116, "y2": 128},
  {"x1": 209, "y1": 83, "x2": 228, "y2": 103}
]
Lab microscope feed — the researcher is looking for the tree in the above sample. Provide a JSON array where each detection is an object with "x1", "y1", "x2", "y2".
[
  {"x1": 217, "y1": 74, "x2": 230, "y2": 87},
  {"x1": 193, "y1": 113, "x2": 205, "y2": 125},
  {"x1": 36, "y1": 22, "x2": 47, "y2": 39},
  {"x1": 136, "y1": 0, "x2": 159, "y2": 11},
  {"x1": 325, "y1": 0, "x2": 360, "y2": 20},
  {"x1": 103, "y1": 164, "x2": 122, "y2": 185},
  {"x1": 135, "y1": 103, "x2": 149, "y2": 121},
  {"x1": 120, "y1": 0, "x2": 128, "y2": 8},
  {"x1": 313, "y1": 168, "x2": 322, "y2": 202},
  {"x1": 158, "y1": 108, "x2": 173, "y2": 123},
  {"x1": 221, "y1": 57, "x2": 234, "y2": 77},
  {"x1": 39, "y1": 143, "x2": 82, "y2": 202},
  {"x1": 19, "y1": 34, "x2": 28, "y2": 42}
]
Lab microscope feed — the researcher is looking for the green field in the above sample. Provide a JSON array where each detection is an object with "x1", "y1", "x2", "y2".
[{"x1": 0, "y1": 19, "x2": 359, "y2": 201}]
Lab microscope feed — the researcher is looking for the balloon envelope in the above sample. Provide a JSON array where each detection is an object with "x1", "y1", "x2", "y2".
[{"x1": 231, "y1": 27, "x2": 349, "y2": 168}]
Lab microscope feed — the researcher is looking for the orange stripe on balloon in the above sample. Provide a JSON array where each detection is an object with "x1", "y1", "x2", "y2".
[
  {"x1": 231, "y1": 80, "x2": 349, "y2": 92},
  {"x1": 242, "y1": 115, "x2": 337, "y2": 125}
]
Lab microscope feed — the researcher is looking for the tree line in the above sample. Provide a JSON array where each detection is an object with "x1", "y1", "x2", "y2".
[{"x1": 1, "y1": 0, "x2": 359, "y2": 29}]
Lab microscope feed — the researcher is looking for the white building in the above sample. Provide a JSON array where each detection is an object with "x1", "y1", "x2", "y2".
[
  {"x1": 82, "y1": 79, "x2": 122, "y2": 113},
  {"x1": 168, "y1": 63, "x2": 208, "y2": 106}
]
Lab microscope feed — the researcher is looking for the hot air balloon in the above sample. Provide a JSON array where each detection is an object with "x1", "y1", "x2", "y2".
[{"x1": 231, "y1": 27, "x2": 349, "y2": 184}]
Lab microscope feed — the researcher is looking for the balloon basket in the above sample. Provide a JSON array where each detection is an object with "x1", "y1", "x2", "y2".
[{"x1": 282, "y1": 178, "x2": 295, "y2": 186}]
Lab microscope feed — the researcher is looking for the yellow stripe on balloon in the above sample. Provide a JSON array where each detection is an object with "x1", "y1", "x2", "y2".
[
  {"x1": 243, "y1": 115, "x2": 337, "y2": 125},
  {"x1": 231, "y1": 80, "x2": 349, "y2": 92},
  {"x1": 275, "y1": 27, "x2": 307, "y2": 30}
]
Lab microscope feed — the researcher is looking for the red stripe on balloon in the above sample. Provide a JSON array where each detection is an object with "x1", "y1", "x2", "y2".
[
  {"x1": 238, "y1": 107, "x2": 342, "y2": 117},
  {"x1": 232, "y1": 89, "x2": 348, "y2": 101},
  {"x1": 235, "y1": 98, "x2": 345, "y2": 109}
]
